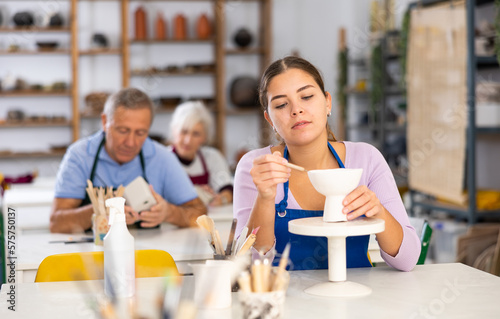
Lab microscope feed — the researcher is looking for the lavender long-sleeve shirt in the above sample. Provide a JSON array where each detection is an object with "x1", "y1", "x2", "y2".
[{"x1": 233, "y1": 141, "x2": 421, "y2": 272}]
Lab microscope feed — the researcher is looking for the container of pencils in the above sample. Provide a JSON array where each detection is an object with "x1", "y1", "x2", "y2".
[{"x1": 237, "y1": 243, "x2": 290, "y2": 319}]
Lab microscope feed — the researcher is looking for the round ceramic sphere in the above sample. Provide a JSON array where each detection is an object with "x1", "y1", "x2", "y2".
[
  {"x1": 230, "y1": 76, "x2": 259, "y2": 107},
  {"x1": 13, "y1": 11, "x2": 34, "y2": 26},
  {"x1": 233, "y1": 28, "x2": 253, "y2": 48},
  {"x1": 92, "y1": 33, "x2": 108, "y2": 48}
]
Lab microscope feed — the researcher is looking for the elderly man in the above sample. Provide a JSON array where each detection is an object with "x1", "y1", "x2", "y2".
[{"x1": 51, "y1": 88, "x2": 206, "y2": 233}]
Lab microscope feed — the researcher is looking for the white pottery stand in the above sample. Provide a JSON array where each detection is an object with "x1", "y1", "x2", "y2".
[{"x1": 289, "y1": 217, "x2": 385, "y2": 297}]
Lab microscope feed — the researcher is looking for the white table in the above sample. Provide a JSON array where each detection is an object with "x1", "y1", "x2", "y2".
[
  {"x1": 8, "y1": 220, "x2": 233, "y2": 283},
  {"x1": 1, "y1": 189, "x2": 54, "y2": 231},
  {"x1": 1, "y1": 263, "x2": 499, "y2": 318}
]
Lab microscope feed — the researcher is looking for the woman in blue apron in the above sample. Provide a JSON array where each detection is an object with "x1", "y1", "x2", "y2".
[
  {"x1": 273, "y1": 144, "x2": 371, "y2": 270},
  {"x1": 233, "y1": 56, "x2": 420, "y2": 272}
]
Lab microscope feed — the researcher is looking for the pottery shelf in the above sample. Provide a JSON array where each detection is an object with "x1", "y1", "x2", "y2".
[
  {"x1": 216, "y1": 0, "x2": 273, "y2": 152},
  {"x1": 79, "y1": 49, "x2": 122, "y2": 56},
  {"x1": 1, "y1": 0, "x2": 272, "y2": 163},
  {"x1": 0, "y1": 0, "x2": 79, "y2": 162},
  {"x1": 123, "y1": 0, "x2": 272, "y2": 153},
  {"x1": 0, "y1": 90, "x2": 72, "y2": 97},
  {"x1": 130, "y1": 70, "x2": 216, "y2": 77},
  {"x1": 0, "y1": 50, "x2": 71, "y2": 55},
  {"x1": 0, "y1": 27, "x2": 70, "y2": 33},
  {"x1": 0, "y1": 150, "x2": 67, "y2": 159},
  {"x1": 80, "y1": 0, "x2": 272, "y2": 155},
  {"x1": 130, "y1": 39, "x2": 214, "y2": 44},
  {"x1": 0, "y1": 121, "x2": 72, "y2": 128},
  {"x1": 225, "y1": 48, "x2": 267, "y2": 55}
]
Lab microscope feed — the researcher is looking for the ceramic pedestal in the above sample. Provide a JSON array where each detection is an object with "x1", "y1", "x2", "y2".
[{"x1": 289, "y1": 217, "x2": 385, "y2": 297}]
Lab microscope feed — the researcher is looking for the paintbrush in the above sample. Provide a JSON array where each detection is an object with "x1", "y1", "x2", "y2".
[
  {"x1": 237, "y1": 226, "x2": 260, "y2": 256},
  {"x1": 196, "y1": 215, "x2": 216, "y2": 253}
]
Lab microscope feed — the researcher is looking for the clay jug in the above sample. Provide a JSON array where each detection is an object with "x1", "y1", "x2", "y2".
[
  {"x1": 174, "y1": 14, "x2": 187, "y2": 40},
  {"x1": 155, "y1": 13, "x2": 166, "y2": 40},
  {"x1": 196, "y1": 14, "x2": 211, "y2": 40},
  {"x1": 135, "y1": 6, "x2": 147, "y2": 40}
]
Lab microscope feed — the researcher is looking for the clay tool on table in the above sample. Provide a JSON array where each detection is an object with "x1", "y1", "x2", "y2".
[
  {"x1": 272, "y1": 242, "x2": 291, "y2": 291},
  {"x1": 237, "y1": 226, "x2": 260, "y2": 256},
  {"x1": 49, "y1": 237, "x2": 94, "y2": 244},
  {"x1": 225, "y1": 218, "x2": 237, "y2": 255},
  {"x1": 233, "y1": 226, "x2": 248, "y2": 256}
]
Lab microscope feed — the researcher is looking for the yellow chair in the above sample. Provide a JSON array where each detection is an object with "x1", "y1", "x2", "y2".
[{"x1": 35, "y1": 249, "x2": 179, "y2": 282}]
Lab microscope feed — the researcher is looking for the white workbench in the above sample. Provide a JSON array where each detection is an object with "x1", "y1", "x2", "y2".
[
  {"x1": 1, "y1": 263, "x2": 499, "y2": 318},
  {"x1": 9, "y1": 220, "x2": 233, "y2": 283}
]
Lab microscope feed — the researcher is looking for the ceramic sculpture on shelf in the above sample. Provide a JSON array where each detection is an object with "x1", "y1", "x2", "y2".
[
  {"x1": 92, "y1": 33, "x2": 108, "y2": 48},
  {"x1": 155, "y1": 13, "x2": 166, "y2": 40},
  {"x1": 196, "y1": 13, "x2": 211, "y2": 40},
  {"x1": 49, "y1": 12, "x2": 63, "y2": 27},
  {"x1": 230, "y1": 76, "x2": 259, "y2": 107},
  {"x1": 233, "y1": 28, "x2": 252, "y2": 48},
  {"x1": 134, "y1": 6, "x2": 147, "y2": 40},
  {"x1": 13, "y1": 11, "x2": 34, "y2": 27},
  {"x1": 174, "y1": 14, "x2": 187, "y2": 40}
]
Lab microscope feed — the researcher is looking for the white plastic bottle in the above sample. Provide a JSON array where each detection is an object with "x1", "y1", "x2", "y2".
[{"x1": 104, "y1": 197, "x2": 135, "y2": 298}]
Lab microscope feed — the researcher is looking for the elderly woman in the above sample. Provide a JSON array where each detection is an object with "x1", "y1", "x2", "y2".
[{"x1": 168, "y1": 100, "x2": 233, "y2": 206}]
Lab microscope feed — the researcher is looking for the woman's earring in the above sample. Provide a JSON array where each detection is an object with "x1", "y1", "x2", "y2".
[{"x1": 327, "y1": 112, "x2": 331, "y2": 117}]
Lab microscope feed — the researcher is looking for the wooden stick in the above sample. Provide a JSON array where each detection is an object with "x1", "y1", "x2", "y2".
[
  {"x1": 225, "y1": 218, "x2": 237, "y2": 255},
  {"x1": 284, "y1": 162, "x2": 307, "y2": 172},
  {"x1": 237, "y1": 234, "x2": 256, "y2": 256}
]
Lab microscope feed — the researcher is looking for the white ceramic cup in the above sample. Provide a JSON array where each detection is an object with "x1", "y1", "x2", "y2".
[
  {"x1": 307, "y1": 168, "x2": 363, "y2": 222},
  {"x1": 190, "y1": 260, "x2": 234, "y2": 309}
]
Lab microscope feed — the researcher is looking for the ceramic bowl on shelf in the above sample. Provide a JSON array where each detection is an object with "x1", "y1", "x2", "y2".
[
  {"x1": 155, "y1": 96, "x2": 182, "y2": 109},
  {"x1": 36, "y1": 41, "x2": 59, "y2": 51}
]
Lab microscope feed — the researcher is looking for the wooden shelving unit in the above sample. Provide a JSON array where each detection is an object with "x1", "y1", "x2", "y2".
[
  {"x1": 79, "y1": 49, "x2": 122, "y2": 55},
  {"x1": 0, "y1": 121, "x2": 72, "y2": 128},
  {"x1": 215, "y1": 0, "x2": 272, "y2": 152},
  {"x1": 0, "y1": 150, "x2": 68, "y2": 159},
  {"x1": 0, "y1": 27, "x2": 71, "y2": 33},
  {"x1": 0, "y1": 0, "x2": 272, "y2": 162},
  {"x1": 0, "y1": 50, "x2": 71, "y2": 55},
  {"x1": 123, "y1": 0, "x2": 272, "y2": 154},
  {"x1": 0, "y1": 90, "x2": 72, "y2": 97},
  {"x1": 0, "y1": 0, "x2": 78, "y2": 160}
]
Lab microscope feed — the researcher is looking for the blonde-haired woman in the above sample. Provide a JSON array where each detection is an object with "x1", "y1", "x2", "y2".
[{"x1": 168, "y1": 100, "x2": 233, "y2": 206}]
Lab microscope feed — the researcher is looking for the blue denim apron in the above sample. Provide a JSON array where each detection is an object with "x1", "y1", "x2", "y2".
[{"x1": 273, "y1": 143, "x2": 371, "y2": 270}]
